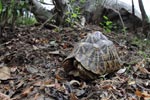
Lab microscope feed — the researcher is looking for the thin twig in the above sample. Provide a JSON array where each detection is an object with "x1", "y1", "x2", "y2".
[
  {"x1": 39, "y1": 13, "x2": 57, "y2": 30},
  {"x1": 115, "y1": 0, "x2": 126, "y2": 35}
]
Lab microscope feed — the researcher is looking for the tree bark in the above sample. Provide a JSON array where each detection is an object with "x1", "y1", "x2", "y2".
[
  {"x1": 132, "y1": 0, "x2": 136, "y2": 32},
  {"x1": 28, "y1": 0, "x2": 54, "y2": 23},
  {"x1": 138, "y1": 0, "x2": 150, "y2": 37},
  {"x1": 53, "y1": 0, "x2": 69, "y2": 25}
]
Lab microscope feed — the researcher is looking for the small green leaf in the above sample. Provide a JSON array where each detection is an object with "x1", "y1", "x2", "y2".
[
  {"x1": 75, "y1": 7, "x2": 80, "y2": 11},
  {"x1": 71, "y1": 13, "x2": 77, "y2": 18},
  {"x1": 65, "y1": 18, "x2": 71, "y2": 23},
  {"x1": 71, "y1": 0, "x2": 75, "y2": 3},
  {"x1": 103, "y1": 16, "x2": 108, "y2": 20},
  {"x1": 20, "y1": 1, "x2": 25, "y2": 6},
  {"x1": 106, "y1": 21, "x2": 112, "y2": 25},
  {"x1": 66, "y1": 12, "x2": 70, "y2": 15},
  {"x1": 80, "y1": 0, "x2": 86, "y2": 3},
  {"x1": 0, "y1": 0, "x2": 2, "y2": 14}
]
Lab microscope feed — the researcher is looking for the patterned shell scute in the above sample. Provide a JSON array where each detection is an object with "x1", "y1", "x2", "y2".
[{"x1": 65, "y1": 31, "x2": 121, "y2": 76}]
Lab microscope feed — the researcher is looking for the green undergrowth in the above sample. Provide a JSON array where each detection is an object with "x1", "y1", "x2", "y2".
[
  {"x1": 131, "y1": 37, "x2": 150, "y2": 58},
  {"x1": 131, "y1": 37, "x2": 150, "y2": 50},
  {"x1": 16, "y1": 16, "x2": 37, "y2": 26}
]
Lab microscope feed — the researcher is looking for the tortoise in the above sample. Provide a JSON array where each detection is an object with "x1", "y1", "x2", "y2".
[{"x1": 62, "y1": 31, "x2": 122, "y2": 80}]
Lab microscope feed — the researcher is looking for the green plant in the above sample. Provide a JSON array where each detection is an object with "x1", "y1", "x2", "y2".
[
  {"x1": 0, "y1": 0, "x2": 31, "y2": 29},
  {"x1": 16, "y1": 15, "x2": 37, "y2": 26},
  {"x1": 65, "y1": 8, "x2": 81, "y2": 26},
  {"x1": 65, "y1": 0, "x2": 84, "y2": 26},
  {"x1": 0, "y1": 0, "x2": 2, "y2": 14},
  {"x1": 80, "y1": 0, "x2": 86, "y2": 3},
  {"x1": 131, "y1": 37, "x2": 150, "y2": 59},
  {"x1": 122, "y1": 27, "x2": 127, "y2": 33},
  {"x1": 100, "y1": 16, "x2": 116, "y2": 33},
  {"x1": 138, "y1": 51, "x2": 149, "y2": 59}
]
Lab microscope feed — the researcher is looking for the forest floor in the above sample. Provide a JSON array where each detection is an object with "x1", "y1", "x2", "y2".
[{"x1": 0, "y1": 25, "x2": 150, "y2": 100}]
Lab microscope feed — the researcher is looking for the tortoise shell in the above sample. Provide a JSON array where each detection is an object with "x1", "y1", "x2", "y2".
[{"x1": 63, "y1": 31, "x2": 122, "y2": 80}]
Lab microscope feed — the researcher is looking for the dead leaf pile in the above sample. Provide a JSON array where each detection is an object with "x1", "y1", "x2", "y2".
[{"x1": 0, "y1": 25, "x2": 149, "y2": 99}]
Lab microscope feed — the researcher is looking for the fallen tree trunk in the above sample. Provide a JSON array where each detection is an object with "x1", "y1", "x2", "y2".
[
  {"x1": 29, "y1": 0, "x2": 143, "y2": 30},
  {"x1": 28, "y1": 0, "x2": 54, "y2": 23}
]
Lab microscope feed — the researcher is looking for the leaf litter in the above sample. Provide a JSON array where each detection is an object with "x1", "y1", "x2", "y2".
[{"x1": 0, "y1": 25, "x2": 150, "y2": 100}]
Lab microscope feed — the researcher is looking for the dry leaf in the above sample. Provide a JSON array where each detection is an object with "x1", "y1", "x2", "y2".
[
  {"x1": 117, "y1": 68, "x2": 126, "y2": 74},
  {"x1": 55, "y1": 74, "x2": 64, "y2": 81},
  {"x1": 10, "y1": 66, "x2": 18, "y2": 73},
  {"x1": 135, "y1": 89, "x2": 150, "y2": 98},
  {"x1": 40, "y1": 38, "x2": 48, "y2": 44},
  {"x1": 0, "y1": 92, "x2": 11, "y2": 100},
  {"x1": 0, "y1": 66, "x2": 11, "y2": 80},
  {"x1": 128, "y1": 81, "x2": 135, "y2": 85},
  {"x1": 34, "y1": 93, "x2": 40, "y2": 100},
  {"x1": 22, "y1": 86, "x2": 34, "y2": 97},
  {"x1": 135, "y1": 59, "x2": 150, "y2": 74},
  {"x1": 61, "y1": 43, "x2": 69, "y2": 49},
  {"x1": 49, "y1": 51, "x2": 60, "y2": 55},
  {"x1": 80, "y1": 82, "x2": 87, "y2": 88},
  {"x1": 70, "y1": 93, "x2": 78, "y2": 100},
  {"x1": 33, "y1": 45, "x2": 39, "y2": 50},
  {"x1": 16, "y1": 81, "x2": 24, "y2": 89},
  {"x1": 102, "y1": 85, "x2": 113, "y2": 90},
  {"x1": 33, "y1": 81, "x2": 43, "y2": 87},
  {"x1": 75, "y1": 89, "x2": 85, "y2": 97}
]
